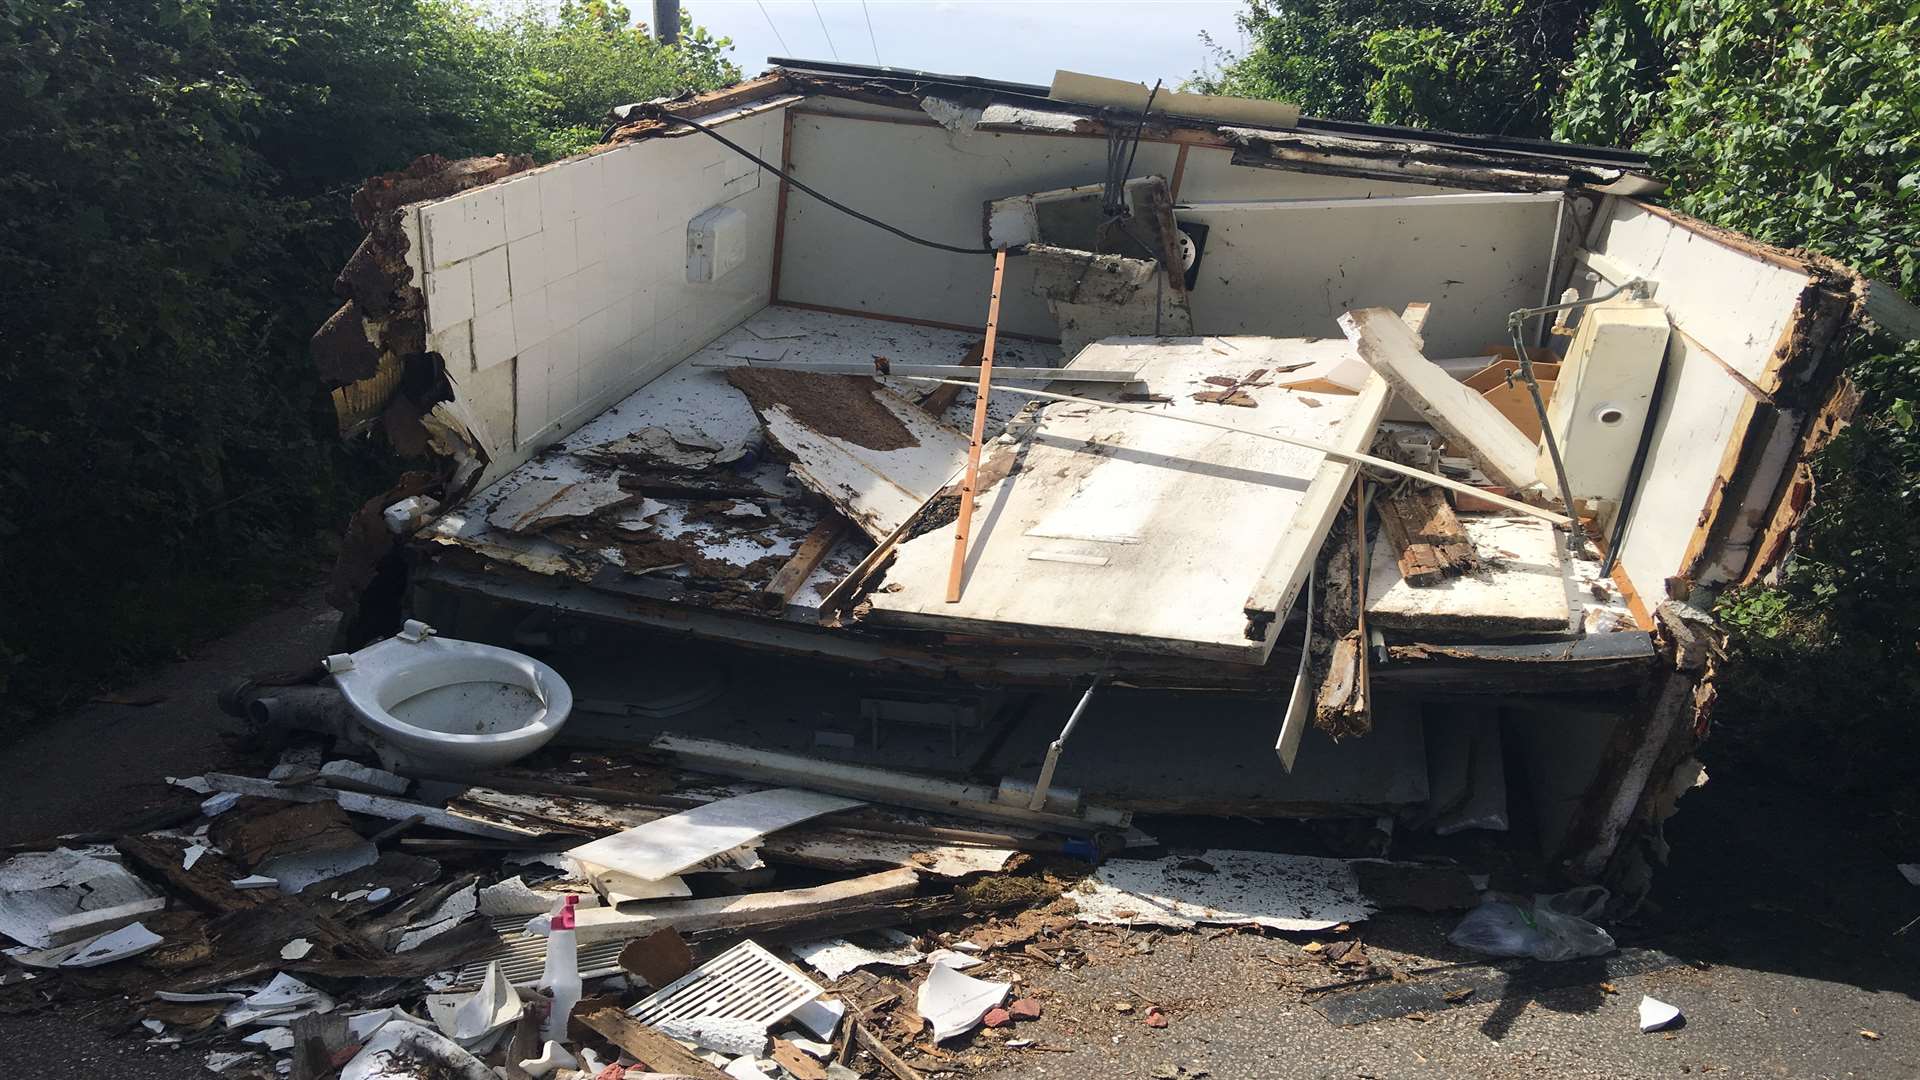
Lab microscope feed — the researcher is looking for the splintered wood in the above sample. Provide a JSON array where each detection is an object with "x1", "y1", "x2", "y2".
[
  {"x1": 1308, "y1": 505, "x2": 1371, "y2": 739},
  {"x1": 1377, "y1": 486, "x2": 1478, "y2": 587}
]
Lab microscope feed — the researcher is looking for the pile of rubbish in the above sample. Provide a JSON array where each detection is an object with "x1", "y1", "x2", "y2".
[{"x1": 0, "y1": 738, "x2": 1614, "y2": 1078}]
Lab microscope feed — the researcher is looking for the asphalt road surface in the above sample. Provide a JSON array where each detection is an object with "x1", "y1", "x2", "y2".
[{"x1": 1, "y1": 590, "x2": 1913, "y2": 1079}]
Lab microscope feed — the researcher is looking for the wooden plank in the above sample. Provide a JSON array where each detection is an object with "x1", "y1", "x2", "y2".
[
  {"x1": 199, "y1": 773, "x2": 536, "y2": 840},
  {"x1": 854, "y1": 1019, "x2": 926, "y2": 1080},
  {"x1": 1377, "y1": 486, "x2": 1476, "y2": 586},
  {"x1": 1367, "y1": 515, "x2": 1571, "y2": 637},
  {"x1": 773, "y1": 1039, "x2": 831, "y2": 1080},
  {"x1": 761, "y1": 518, "x2": 849, "y2": 608},
  {"x1": 579, "y1": 1007, "x2": 734, "y2": 1080},
  {"x1": 570, "y1": 868, "x2": 921, "y2": 945},
  {"x1": 949, "y1": 249, "x2": 1009, "y2": 602},
  {"x1": 769, "y1": 104, "x2": 796, "y2": 303},
  {"x1": 1339, "y1": 307, "x2": 1540, "y2": 490}
]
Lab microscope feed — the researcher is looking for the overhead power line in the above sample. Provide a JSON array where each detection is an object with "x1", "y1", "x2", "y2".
[
  {"x1": 753, "y1": 0, "x2": 790, "y2": 55},
  {"x1": 860, "y1": 0, "x2": 881, "y2": 64},
  {"x1": 810, "y1": 0, "x2": 840, "y2": 59}
]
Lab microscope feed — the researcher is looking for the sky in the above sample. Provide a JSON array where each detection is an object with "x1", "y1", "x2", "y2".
[{"x1": 670, "y1": 1, "x2": 1251, "y2": 88}]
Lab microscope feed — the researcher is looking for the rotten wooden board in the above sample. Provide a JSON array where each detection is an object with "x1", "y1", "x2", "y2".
[
  {"x1": 863, "y1": 336, "x2": 1374, "y2": 663},
  {"x1": 727, "y1": 369, "x2": 970, "y2": 542},
  {"x1": 1367, "y1": 515, "x2": 1572, "y2": 637},
  {"x1": 1340, "y1": 308, "x2": 1540, "y2": 490}
]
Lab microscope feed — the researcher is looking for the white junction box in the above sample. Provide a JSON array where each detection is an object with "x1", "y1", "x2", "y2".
[
  {"x1": 1538, "y1": 297, "x2": 1672, "y2": 516},
  {"x1": 686, "y1": 205, "x2": 747, "y2": 283}
]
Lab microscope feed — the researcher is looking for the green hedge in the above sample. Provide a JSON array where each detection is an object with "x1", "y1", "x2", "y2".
[{"x1": 0, "y1": 0, "x2": 737, "y2": 724}]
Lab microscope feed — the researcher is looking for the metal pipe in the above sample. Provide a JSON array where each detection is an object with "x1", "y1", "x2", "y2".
[{"x1": 1026, "y1": 676, "x2": 1102, "y2": 811}]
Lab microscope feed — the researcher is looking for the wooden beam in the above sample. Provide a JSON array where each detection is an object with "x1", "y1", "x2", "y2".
[
  {"x1": 579, "y1": 1008, "x2": 733, "y2": 1080},
  {"x1": 918, "y1": 339, "x2": 983, "y2": 416},
  {"x1": 854, "y1": 1019, "x2": 925, "y2": 1080},
  {"x1": 1339, "y1": 307, "x2": 1540, "y2": 491},
  {"x1": 769, "y1": 105, "x2": 796, "y2": 303},
  {"x1": 947, "y1": 249, "x2": 1009, "y2": 603},
  {"x1": 761, "y1": 518, "x2": 849, "y2": 609}
]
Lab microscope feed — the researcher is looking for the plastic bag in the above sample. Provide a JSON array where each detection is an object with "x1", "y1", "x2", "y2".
[{"x1": 1447, "y1": 885, "x2": 1615, "y2": 961}]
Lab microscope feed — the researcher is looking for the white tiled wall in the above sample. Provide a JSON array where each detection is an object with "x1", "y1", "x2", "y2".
[{"x1": 410, "y1": 107, "x2": 784, "y2": 477}]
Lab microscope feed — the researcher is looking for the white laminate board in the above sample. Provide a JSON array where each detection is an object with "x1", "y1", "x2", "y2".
[
  {"x1": 1367, "y1": 515, "x2": 1572, "y2": 636},
  {"x1": 1339, "y1": 307, "x2": 1540, "y2": 490},
  {"x1": 563, "y1": 787, "x2": 863, "y2": 883},
  {"x1": 864, "y1": 335, "x2": 1374, "y2": 662}
]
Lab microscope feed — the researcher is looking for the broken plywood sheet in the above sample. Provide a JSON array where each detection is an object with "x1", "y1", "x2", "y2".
[
  {"x1": 1339, "y1": 308, "x2": 1539, "y2": 491},
  {"x1": 864, "y1": 336, "x2": 1373, "y2": 663},
  {"x1": 1367, "y1": 515, "x2": 1572, "y2": 637},
  {"x1": 727, "y1": 369, "x2": 970, "y2": 542},
  {"x1": 564, "y1": 787, "x2": 863, "y2": 884},
  {"x1": 1072, "y1": 849, "x2": 1375, "y2": 932}
]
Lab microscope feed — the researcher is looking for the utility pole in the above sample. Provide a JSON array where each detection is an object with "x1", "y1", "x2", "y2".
[{"x1": 652, "y1": 0, "x2": 679, "y2": 45}]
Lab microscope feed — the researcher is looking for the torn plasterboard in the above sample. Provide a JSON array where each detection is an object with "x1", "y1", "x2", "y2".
[
  {"x1": 726, "y1": 368, "x2": 969, "y2": 541},
  {"x1": 564, "y1": 788, "x2": 863, "y2": 885},
  {"x1": 577, "y1": 426, "x2": 747, "y2": 471},
  {"x1": 1339, "y1": 307, "x2": 1540, "y2": 491},
  {"x1": 791, "y1": 929, "x2": 924, "y2": 980},
  {"x1": 0, "y1": 848, "x2": 162, "y2": 950},
  {"x1": 1072, "y1": 849, "x2": 1376, "y2": 932},
  {"x1": 1026, "y1": 244, "x2": 1193, "y2": 360},
  {"x1": 486, "y1": 472, "x2": 635, "y2": 533},
  {"x1": 1367, "y1": 515, "x2": 1572, "y2": 637}
]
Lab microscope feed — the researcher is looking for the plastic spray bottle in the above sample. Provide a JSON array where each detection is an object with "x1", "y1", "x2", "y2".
[{"x1": 536, "y1": 893, "x2": 581, "y2": 1043}]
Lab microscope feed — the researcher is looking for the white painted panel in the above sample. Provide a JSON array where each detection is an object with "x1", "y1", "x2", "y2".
[
  {"x1": 1584, "y1": 203, "x2": 1808, "y2": 383},
  {"x1": 1612, "y1": 333, "x2": 1748, "y2": 604},
  {"x1": 1184, "y1": 196, "x2": 1558, "y2": 358},
  {"x1": 411, "y1": 107, "x2": 786, "y2": 485},
  {"x1": 779, "y1": 113, "x2": 1508, "y2": 346},
  {"x1": 779, "y1": 112, "x2": 1178, "y2": 336}
]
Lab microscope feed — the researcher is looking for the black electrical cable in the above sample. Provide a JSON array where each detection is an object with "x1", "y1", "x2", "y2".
[{"x1": 619, "y1": 107, "x2": 1012, "y2": 257}]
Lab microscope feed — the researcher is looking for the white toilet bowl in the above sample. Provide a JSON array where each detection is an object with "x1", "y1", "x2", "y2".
[{"x1": 324, "y1": 620, "x2": 573, "y2": 772}]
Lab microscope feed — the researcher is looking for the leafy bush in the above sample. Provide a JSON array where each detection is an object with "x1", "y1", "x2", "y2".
[
  {"x1": 1203, "y1": 0, "x2": 1920, "y2": 785},
  {"x1": 1195, "y1": 0, "x2": 1597, "y2": 138},
  {"x1": 0, "y1": 0, "x2": 737, "y2": 726}
]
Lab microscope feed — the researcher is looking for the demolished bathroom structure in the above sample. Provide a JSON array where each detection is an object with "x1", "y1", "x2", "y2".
[{"x1": 311, "y1": 59, "x2": 1912, "y2": 899}]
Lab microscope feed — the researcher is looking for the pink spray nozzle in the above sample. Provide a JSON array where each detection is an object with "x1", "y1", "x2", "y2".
[{"x1": 551, "y1": 893, "x2": 579, "y2": 931}]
